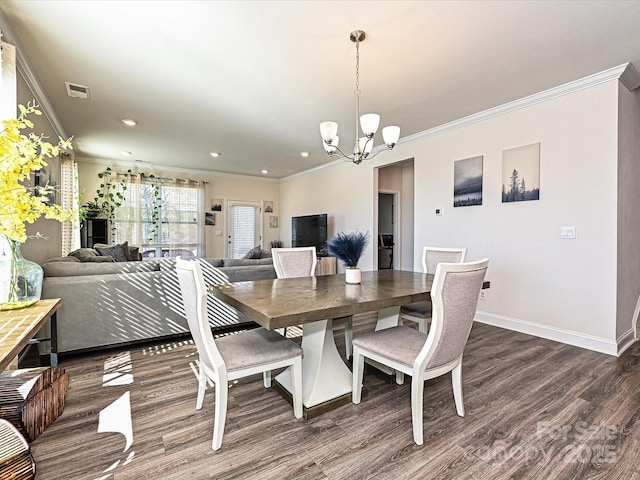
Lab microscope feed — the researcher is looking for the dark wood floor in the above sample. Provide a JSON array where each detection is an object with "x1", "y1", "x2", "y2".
[{"x1": 29, "y1": 314, "x2": 640, "y2": 480}]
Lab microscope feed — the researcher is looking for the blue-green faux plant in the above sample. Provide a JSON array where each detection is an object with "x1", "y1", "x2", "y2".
[{"x1": 327, "y1": 230, "x2": 370, "y2": 268}]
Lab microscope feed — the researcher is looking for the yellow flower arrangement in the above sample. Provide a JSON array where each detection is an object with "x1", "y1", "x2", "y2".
[{"x1": 0, "y1": 102, "x2": 75, "y2": 243}]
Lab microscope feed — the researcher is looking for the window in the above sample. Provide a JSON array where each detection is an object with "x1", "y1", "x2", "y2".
[{"x1": 113, "y1": 179, "x2": 203, "y2": 258}]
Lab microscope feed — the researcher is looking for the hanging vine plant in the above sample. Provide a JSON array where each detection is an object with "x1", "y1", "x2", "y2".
[
  {"x1": 92, "y1": 167, "x2": 131, "y2": 238},
  {"x1": 140, "y1": 173, "x2": 162, "y2": 243}
]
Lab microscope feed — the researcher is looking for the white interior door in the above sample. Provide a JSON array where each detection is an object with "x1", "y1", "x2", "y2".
[{"x1": 227, "y1": 201, "x2": 261, "y2": 258}]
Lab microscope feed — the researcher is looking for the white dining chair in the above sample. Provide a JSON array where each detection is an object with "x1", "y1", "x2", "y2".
[
  {"x1": 400, "y1": 246, "x2": 467, "y2": 333},
  {"x1": 352, "y1": 258, "x2": 489, "y2": 445},
  {"x1": 272, "y1": 247, "x2": 353, "y2": 358},
  {"x1": 175, "y1": 257, "x2": 303, "y2": 451}
]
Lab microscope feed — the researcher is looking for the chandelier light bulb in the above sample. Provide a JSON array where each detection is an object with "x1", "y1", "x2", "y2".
[
  {"x1": 382, "y1": 126, "x2": 401, "y2": 148},
  {"x1": 360, "y1": 113, "x2": 380, "y2": 137},
  {"x1": 320, "y1": 121, "x2": 339, "y2": 143}
]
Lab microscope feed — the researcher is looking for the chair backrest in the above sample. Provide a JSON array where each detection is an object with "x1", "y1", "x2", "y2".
[
  {"x1": 422, "y1": 247, "x2": 468, "y2": 274},
  {"x1": 272, "y1": 247, "x2": 317, "y2": 279},
  {"x1": 175, "y1": 258, "x2": 225, "y2": 373},
  {"x1": 416, "y1": 258, "x2": 488, "y2": 371}
]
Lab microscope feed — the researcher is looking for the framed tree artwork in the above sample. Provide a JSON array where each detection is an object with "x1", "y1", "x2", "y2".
[{"x1": 502, "y1": 142, "x2": 540, "y2": 203}]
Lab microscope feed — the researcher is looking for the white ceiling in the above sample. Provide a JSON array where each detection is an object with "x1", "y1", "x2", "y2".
[{"x1": 1, "y1": 1, "x2": 640, "y2": 179}]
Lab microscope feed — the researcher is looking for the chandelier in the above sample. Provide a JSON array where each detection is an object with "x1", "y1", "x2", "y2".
[{"x1": 319, "y1": 30, "x2": 400, "y2": 165}]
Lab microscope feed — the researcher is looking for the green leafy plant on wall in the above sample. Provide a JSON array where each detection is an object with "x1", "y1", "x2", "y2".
[
  {"x1": 92, "y1": 167, "x2": 131, "y2": 237},
  {"x1": 140, "y1": 173, "x2": 162, "y2": 243}
]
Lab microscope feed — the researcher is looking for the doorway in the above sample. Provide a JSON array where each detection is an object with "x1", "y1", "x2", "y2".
[
  {"x1": 376, "y1": 159, "x2": 414, "y2": 271},
  {"x1": 226, "y1": 200, "x2": 261, "y2": 258},
  {"x1": 378, "y1": 192, "x2": 396, "y2": 269}
]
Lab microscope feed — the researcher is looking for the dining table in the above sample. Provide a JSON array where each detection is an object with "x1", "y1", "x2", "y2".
[{"x1": 210, "y1": 269, "x2": 442, "y2": 417}]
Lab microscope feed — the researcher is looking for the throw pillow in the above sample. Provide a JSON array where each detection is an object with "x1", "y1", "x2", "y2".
[
  {"x1": 95, "y1": 241, "x2": 132, "y2": 261},
  {"x1": 95, "y1": 244, "x2": 129, "y2": 262},
  {"x1": 128, "y1": 245, "x2": 140, "y2": 261},
  {"x1": 242, "y1": 245, "x2": 263, "y2": 259}
]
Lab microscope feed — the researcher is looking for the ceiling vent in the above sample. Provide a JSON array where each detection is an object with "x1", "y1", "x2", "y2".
[{"x1": 65, "y1": 82, "x2": 90, "y2": 99}]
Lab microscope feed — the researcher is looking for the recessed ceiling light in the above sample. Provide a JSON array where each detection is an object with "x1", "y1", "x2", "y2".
[
  {"x1": 300, "y1": 151, "x2": 310, "y2": 157},
  {"x1": 209, "y1": 152, "x2": 221, "y2": 158},
  {"x1": 121, "y1": 119, "x2": 137, "y2": 126},
  {"x1": 261, "y1": 169, "x2": 269, "y2": 174},
  {"x1": 120, "y1": 151, "x2": 132, "y2": 156}
]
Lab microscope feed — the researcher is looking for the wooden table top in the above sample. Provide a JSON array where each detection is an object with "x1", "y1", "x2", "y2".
[
  {"x1": 210, "y1": 270, "x2": 434, "y2": 331},
  {"x1": 0, "y1": 299, "x2": 61, "y2": 372}
]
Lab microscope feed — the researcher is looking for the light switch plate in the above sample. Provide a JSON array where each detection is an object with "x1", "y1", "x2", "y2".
[{"x1": 560, "y1": 226, "x2": 576, "y2": 239}]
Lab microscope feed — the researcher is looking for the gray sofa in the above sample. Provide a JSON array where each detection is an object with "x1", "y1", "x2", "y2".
[{"x1": 39, "y1": 257, "x2": 276, "y2": 355}]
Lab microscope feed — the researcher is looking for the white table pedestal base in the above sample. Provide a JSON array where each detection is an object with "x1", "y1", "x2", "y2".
[{"x1": 275, "y1": 319, "x2": 352, "y2": 409}]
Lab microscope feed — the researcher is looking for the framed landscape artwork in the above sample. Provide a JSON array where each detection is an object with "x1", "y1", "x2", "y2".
[
  {"x1": 502, "y1": 142, "x2": 540, "y2": 203},
  {"x1": 210, "y1": 198, "x2": 222, "y2": 211},
  {"x1": 453, "y1": 155, "x2": 483, "y2": 207}
]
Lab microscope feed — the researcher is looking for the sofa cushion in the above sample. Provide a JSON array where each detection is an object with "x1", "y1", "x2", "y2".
[
  {"x1": 43, "y1": 260, "x2": 161, "y2": 277},
  {"x1": 45, "y1": 256, "x2": 81, "y2": 263},
  {"x1": 223, "y1": 258, "x2": 273, "y2": 267},
  {"x1": 68, "y1": 248, "x2": 100, "y2": 262}
]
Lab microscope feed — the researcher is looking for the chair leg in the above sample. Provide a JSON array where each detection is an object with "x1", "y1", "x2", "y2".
[
  {"x1": 395, "y1": 370, "x2": 404, "y2": 385},
  {"x1": 291, "y1": 357, "x2": 303, "y2": 419},
  {"x1": 410, "y1": 375, "x2": 425, "y2": 445},
  {"x1": 344, "y1": 317, "x2": 353, "y2": 359},
  {"x1": 263, "y1": 370, "x2": 272, "y2": 388},
  {"x1": 452, "y1": 363, "x2": 465, "y2": 417},
  {"x1": 352, "y1": 347, "x2": 365, "y2": 404},
  {"x1": 212, "y1": 379, "x2": 228, "y2": 451},
  {"x1": 196, "y1": 367, "x2": 207, "y2": 410},
  {"x1": 418, "y1": 319, "x2": 429, "y2": 334}
]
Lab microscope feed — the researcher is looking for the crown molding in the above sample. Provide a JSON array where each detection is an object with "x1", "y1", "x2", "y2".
[
  {"x1": 0, "y1": 9, "x2": 68, "y2": 139},
  {"x1": 402, "y1": 63, "x2": 633, "y2": 145},
  {"x1": 76, "y1": 157, "x2": 280, "y2": 183},
  {"x1": 620, "y1": 63, "x2": 640, "y2": 91}
]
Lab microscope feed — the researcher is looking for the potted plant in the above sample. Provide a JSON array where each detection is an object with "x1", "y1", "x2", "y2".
[
  {"x1": 1, "y1": 102, "x2": 75, "y2": 309},
  {"x1": 82, "y1": 200, "x2": 103, "y2": 218},
  {"x1": 326, "y1": 230, "x2": 370, "y2": 284}
]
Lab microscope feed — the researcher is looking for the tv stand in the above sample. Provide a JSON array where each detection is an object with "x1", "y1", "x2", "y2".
[{"x1": 315, "y1": 256, "x2": 337, "y2": 276}]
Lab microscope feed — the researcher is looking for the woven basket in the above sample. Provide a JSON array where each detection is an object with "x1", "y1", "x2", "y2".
[{"x1": 0, "y1": 367, "x2": 69, "y2": 442}]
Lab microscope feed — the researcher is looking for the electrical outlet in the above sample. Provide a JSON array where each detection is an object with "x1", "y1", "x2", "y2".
[{"x1": 479, "y1": 290, "x2": 487, "y2": 300}]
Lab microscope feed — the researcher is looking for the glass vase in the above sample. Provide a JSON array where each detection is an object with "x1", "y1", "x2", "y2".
[{"x1": 0, "y1": 235, "x2": 44, "y2": 310}]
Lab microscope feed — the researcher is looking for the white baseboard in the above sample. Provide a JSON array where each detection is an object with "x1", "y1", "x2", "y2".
[{"x1": 474, "y1": 311, "x2": 620, "y2": 356}]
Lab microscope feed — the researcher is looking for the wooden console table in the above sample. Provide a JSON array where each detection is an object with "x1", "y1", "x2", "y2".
[{"x1": 0, "y1": 299, "x2": 61, "y2": 372}]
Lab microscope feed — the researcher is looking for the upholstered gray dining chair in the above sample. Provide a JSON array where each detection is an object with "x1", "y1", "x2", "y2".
[
  {"x1": 272, "y1": 247, "x2": 353, "y2": 358},
  {"x1": 175, "y1": 258, "x2": 303, "y2": 451},
  {"x1": 352, "y1": 258, "x2": 489, "y2": 445},
  {"x1": 400, "y1": 247, "x2": 467, "y2": 333}
]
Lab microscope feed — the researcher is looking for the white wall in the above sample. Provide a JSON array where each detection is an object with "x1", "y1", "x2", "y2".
[
  {"x1": 280, "y1": 79, "x2": 624, "y2": 353},
  {"x1": 617, "y1": 85, "x2": 640, "y2": 343},
  {"x1": 17, "y1": 74, "x2": 63, "y2": 265},
  {"x1": 280, "y1": 162, "x2": 375, "y2": 272}
]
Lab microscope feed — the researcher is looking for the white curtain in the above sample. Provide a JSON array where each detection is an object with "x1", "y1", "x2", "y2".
[{"x1": 60, "y1": 153, "x2": 80, "y2": 255}]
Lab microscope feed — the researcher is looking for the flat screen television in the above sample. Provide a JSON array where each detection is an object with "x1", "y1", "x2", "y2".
[{"x1": 291, "y1": 213, "x2": 328, "y2": 253}]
